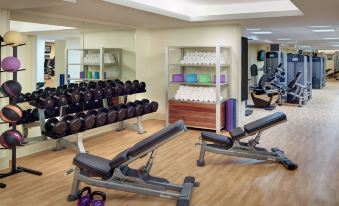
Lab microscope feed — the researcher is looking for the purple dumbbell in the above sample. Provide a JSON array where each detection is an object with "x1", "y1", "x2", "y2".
[
  {"x1": 77, "y1": 187, "x2": 92, "y2": 206},
  {"x1": 90, "y1": 191, "x2": 106, "y2": 206}
]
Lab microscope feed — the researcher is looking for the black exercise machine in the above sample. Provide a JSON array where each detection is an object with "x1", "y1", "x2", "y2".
[
  {"x1": 67, "y1": 120, "x2": 199, "y2": 206},
  {"x1": 248, "y1": 74, "x2": 277, "y2": 110},
  {"x1": 196, "y1": 112, "x2": 298, "y2": 170},
  {"x1": 273, "y1": 71, "x2": 306, "y2": 107}
]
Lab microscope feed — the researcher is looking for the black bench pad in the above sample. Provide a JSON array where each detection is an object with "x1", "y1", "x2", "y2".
[
  {"x1": 229, "y1": 127, "x2": 246, "y2": 140},
  {"x1": 74, "y1": 153, "x2": 113, "y2": 179},
  {"x1": 244, "y1": 112, "x2": 287, "y2": 135},
  {"x1": 201, "y1": 132, "x2": 233, "y2": 147}
]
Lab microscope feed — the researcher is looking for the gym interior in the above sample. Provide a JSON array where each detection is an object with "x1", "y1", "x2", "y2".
[{"x1": 0, "y1": 0, "x2": 338, "y2": 205}]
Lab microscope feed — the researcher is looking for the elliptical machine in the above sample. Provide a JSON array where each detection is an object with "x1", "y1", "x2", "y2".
[{"x1": 247, "y1": 64, "x2": 279, "y2": 110}]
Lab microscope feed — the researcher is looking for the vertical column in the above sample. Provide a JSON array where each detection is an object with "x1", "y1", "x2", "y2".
[{"x1": 0, "y1": 9, "x2": 10, "y2": 170}]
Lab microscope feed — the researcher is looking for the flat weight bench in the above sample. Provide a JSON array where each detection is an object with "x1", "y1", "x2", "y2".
[
  {"x1": 67, "y1": 120, "x2": 199, "y2": 206},
  {"x1": 196, "y1": 112, "x2": 298, "y2": 170}
]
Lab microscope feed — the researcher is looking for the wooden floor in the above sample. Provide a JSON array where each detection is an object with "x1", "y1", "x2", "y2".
[{"x1": 1, "y1": 81, "x2": 339, "y2": 206}]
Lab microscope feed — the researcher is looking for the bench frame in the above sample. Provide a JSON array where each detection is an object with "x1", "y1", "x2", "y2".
[
  {"x1": 196, "y1": 119, "x2": 298, "y2": 170},
  {"x1": 67, "y1": 124, "x2": 199, "y2": 205}
]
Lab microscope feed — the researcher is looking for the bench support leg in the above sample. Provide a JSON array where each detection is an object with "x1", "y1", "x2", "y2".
[
  {"x1": 67, "y1": 169, "x2": 80, "y2": 201},
  {"x1": 197, "y1": 142, "x2": 206, "y2": 167}
]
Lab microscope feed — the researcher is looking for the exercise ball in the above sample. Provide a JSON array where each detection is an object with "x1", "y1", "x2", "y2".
[
  {"x1": 0, "y1": 104, "x2": 22, "y2": 123},
  {"x1": 0, "y1": 130, "x2": 23, "y2": 149},
  {"x1": 3, "y1": 31, "x2": 23, "y2": 46},
  {"x1": 0, "y1": 80, "x2": 22, "y2": 97},
  {"x1": 1, "y1": 56, "x2": 21, "y2": 72}
]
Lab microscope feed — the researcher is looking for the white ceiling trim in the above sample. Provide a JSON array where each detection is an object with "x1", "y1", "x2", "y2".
[{"x1": 102, "y1": 0, "x2": 302, "y2": 21}]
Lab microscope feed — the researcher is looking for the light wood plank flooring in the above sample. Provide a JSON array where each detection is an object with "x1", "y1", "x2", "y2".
[{"x1": 1, "y1": 81, "x2": 339, "y2": 206}]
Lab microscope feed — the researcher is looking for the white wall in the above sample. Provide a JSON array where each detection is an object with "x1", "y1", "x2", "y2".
[
  {"x1": 135, "y1": 25, "x2": 243, "y2": 122},
  {"x1": 36, "y1": 38, "x2": 45, "y2": 86},
  {"x1": 54, "y1": 40, "x2": 66, "y2": 86}
]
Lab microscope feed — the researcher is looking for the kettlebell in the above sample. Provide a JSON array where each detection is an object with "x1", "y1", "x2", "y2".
[
  {"x1": 77, "y1": 187, "x2": 92, "y2": 206},
  {"x1": 90, "y1": 191, "x2": 106, "y2": 206}
]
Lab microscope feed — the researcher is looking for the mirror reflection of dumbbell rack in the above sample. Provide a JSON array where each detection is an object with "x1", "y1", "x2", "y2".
[{"x1": 0, "y1": 37, "x2": 43, "y2": 187}]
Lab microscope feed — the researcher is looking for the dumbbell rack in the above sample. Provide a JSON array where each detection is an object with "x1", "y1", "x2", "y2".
[
  {"x1": 0, "y1": 37, "x2": 43, "y2": 188},
  {"x1": 53, "y1": 96, "x2": 145, "y2": 153}
]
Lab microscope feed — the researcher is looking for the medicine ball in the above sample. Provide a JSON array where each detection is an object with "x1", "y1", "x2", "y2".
[
  {"x1": 3, "y1": 31, "x2": 23, "y2": 46},
  {"x1": 0, "y1": 80, "x2": 22, "y2": 97},
  {"x1": 1, "y1": 56, "x2": 21, "y2": 72},
  {"x1": 0, "y1": 105, "x2": 22, "y2": 123},
  {"x1": 0, "y1": 130, "x2": 23, "y2": 149}
]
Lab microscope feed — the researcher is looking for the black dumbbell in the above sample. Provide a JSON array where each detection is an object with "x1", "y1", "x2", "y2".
[
  {"x1": 88, "y1": 86, "x2": 104, "y2": 100},
  {"x1": 79, "y1": 88, "x2": 92, "y2": 102},
  {"x1": 25, "y1": 93, "x2": 33, "y2": 101},
  {"x1": 98, "y1": 108, "x2": 117, "y2": 124},
  {"x1": 139, "y1": 82, "x2": 146, "y2": 92},
  {"x1": 103, "y1": 85, "x2": 113, "y2": 98},
  {"x1": 45, "y1": 108, "x2": 57, "y2": 118},
  {"x1": 64, "y1": 89, "x2": 81, "y2": 103},
  {"x1": 117, "y1": 103, "x2": 135, "y2": 119},
  {"x1": 150, "y1": 101, "x2": 159, "y2": 113},
  {"x1": 56, "y1": 85, "x2": 68, "y2": 94},
  {"x1": 67, "y1": 103, "x2": 84, "y2": 114},
  {"x1": 88, "y1": 81, "x2": 97, "y2": 88},
  {"x1": 131, "y1": 80, "x2": 140, "y2": 93},
  {"x1": 29, "y1": 108, "x2": 40, "y2": 122},
  {"x1": 135, "y1": 99, "x2": 151, "y2": 114},
  {"x1": 62, "y1": 115, "x2": 82, "y2": 134},
  {"x1": 52, "y1": 93, "x2": 68, "y2": 106},
  {"x1": 17, "y1": 109, "x2": 32, "y2": 124},
  {"x1": 33, "y1": 94, "x2": 55, "y2": 108},
  {"x1": 109, "y1": 106, "x2": 127, "y2": 122},
  {"x1": 16, "y1": 93, "x2": 26, "y2": 103},
  {"x1": 98, "y1": 81, "x2": 107, "y2": 87},
  {"x1": 45, "y1": 118, "x2": 67, "y2": 139},
  {"x1": 79, "y1": 82, "x2": 88, "y2": 88},
  {"x1": 87, "y1": 110, "x2": 107, "y2": 127},
  {"x1": 126, "y1": 102, "x2": 144, "y2": 117},
  {"x1": 76, "y1": 112, "x2": 95, "y2": 131},
  {"x1": 123, "y1": 81, "x2": 132, "y2": 94},
  {"x1": 68, "y1": 83, "x2": 78, "y2": 90}
]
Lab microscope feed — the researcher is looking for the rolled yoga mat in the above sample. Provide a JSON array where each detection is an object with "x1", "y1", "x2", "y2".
[
  {"x1": 94, "y1": 72, "x2": 100, "y2": 79},
  {"x1": 59, "y1": 74, "x2": 65, "y2": 86},
  {"x1": 225, "y1": 98, "x2": 237, "y2": 131},
  {"x1": 87, "y1": 71, "x2": 93, "y2": 79}
]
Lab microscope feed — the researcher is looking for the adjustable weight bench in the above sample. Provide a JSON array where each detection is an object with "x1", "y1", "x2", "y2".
[
  {"x1": 196, "y1": 112, "x2": 298, "y2": 170},
  {"x1": 67, "y1": 120, "x2": 199, "y2": 206}
]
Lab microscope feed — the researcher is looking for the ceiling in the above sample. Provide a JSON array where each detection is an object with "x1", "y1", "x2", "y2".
[
  {"x1": 102, "y1": 0, "x2": 301, "y2": 21},
  {"x1": 0, "y1": 0, "x2": 338, "y2": 50}
]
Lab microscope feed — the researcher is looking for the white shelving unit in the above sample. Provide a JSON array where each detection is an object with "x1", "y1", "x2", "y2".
[
  {"x1": 165, "y1": 46, "x2": 232, "y2": 134},
  {"x1": 65, "y1": 48, "x2": 122, "y2": 83}
]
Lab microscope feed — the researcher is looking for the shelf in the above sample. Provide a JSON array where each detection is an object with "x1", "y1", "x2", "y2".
[
  {"x1": 169, "y1": 99, "x2": 226, "y2": 104},
  {"x1": 169, "y1": 81, "x2": 229, "y2": 86},
  {"x1": 66, "y1": 78, "x2": 101, "y2": 81},
  {"x1": 83, "y1": 63, "x2": 117, "y2": 66},
  {"x1": 169, "y1": 64, "x2": 230, "y2": 67}
]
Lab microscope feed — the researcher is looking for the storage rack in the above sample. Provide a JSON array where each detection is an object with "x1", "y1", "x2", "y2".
[
  {"x1": 165, "y1": 46, "x2": 231, "y2": 134},
  {"x1": 0, "y1": 36, "x2": 42, "y2": 188},
  {"x1": 66, "y1": 48, "x2": 122, "y2": 84}
]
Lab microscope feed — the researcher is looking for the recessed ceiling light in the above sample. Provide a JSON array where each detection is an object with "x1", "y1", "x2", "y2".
[
  {"x1": 308, "y1": 25, "x2": 332, "y2": 28},
  {"x1": 278, "y1": 38, "x2": 292, "y2": 41},
  {"x1": 246, "y1": 28, "x2": 261, "y2": 31},
  {"x1": 251, "y1": 31, "x2": 272, "y2": 35},
  {"x1": 324, "y1": 37, "x2": 339, "y2": 40},
  {"x1": 312, "y1": 29, "x2": 335, "y2": 33},
  {"x1": 299, "y1": 45, "x2": 311, "y2": 48}
]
